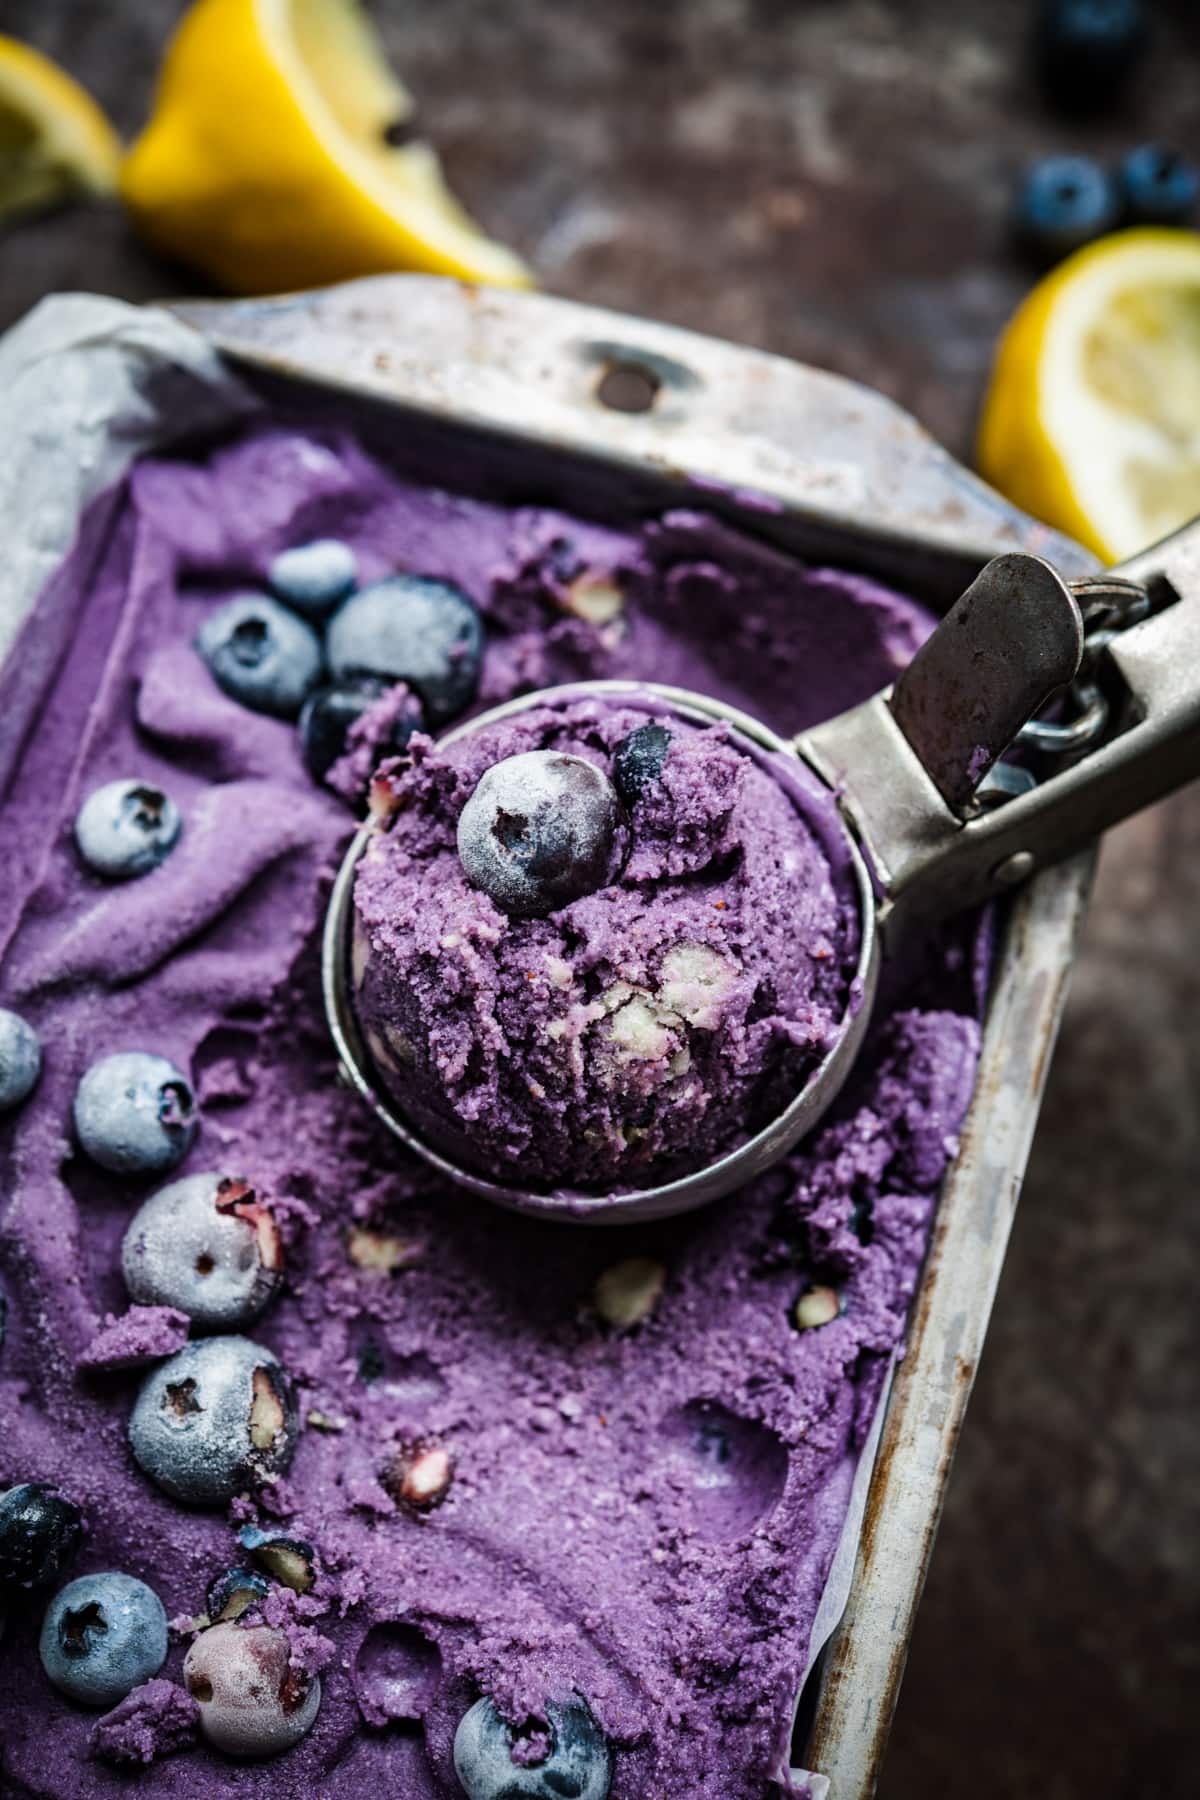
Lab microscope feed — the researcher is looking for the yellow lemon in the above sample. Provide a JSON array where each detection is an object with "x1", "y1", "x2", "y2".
[
  {"x1": 978, "y1": 228, "x2": 1200, "y2": 562},
  {"x1": 121, "y1": 0, "x2": 533, "y2": 295},
  {"x1": 0, "y1": 34, "x2": 121, "y2": 223}
]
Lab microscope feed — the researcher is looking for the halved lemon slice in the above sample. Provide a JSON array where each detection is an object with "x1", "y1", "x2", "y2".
[
  {"x1": 0, "y1": 34, "x2": 121, "y2": 223},
  {"x1": 120, "y1": 0, "x2": 533, "y2": 294},
  {"x1": 978, "y1": 228, "x2": 1200, "y2": 562}
]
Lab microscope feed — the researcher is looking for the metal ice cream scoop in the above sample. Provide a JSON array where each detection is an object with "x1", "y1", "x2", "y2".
[{"x1": 324, "y1": 520, "x2": 1200, "y2": 1223}]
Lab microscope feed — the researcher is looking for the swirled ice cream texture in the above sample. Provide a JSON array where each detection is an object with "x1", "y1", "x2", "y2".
[{"x1": 0, "y1": 419, "x2": 983, "y2": 1800}]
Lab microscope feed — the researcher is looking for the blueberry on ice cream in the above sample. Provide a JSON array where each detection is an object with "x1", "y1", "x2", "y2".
[
  {"x1": 0, "y1": 1483, "x2": 83, "y2": 1591},
  {"x1": 39, "y1": 1573, "x2": 167, "y2": 1708},
  {"x1": 269, "y1": 537, "x2": 358, "y2": 615},
  {"x1": 74, "y1": 780, "x2": 181, "y2": 880},
  {"x1": 454, "y1": 1694, "x2": 613, "y2": 1800},
  {"x1": 183, "y1": 1622, "x2": 321, "y2": 1758},
  {"x1": 326, "y1": 573, "x2": 483, "y2": 724},
  {"x1": 127, "y1": 1336, "x2": 297, "y2": 1506},
  {"x1": 0, "y1": 1008, "x2": 41, "y2": 1112},
  {"x1": 121, "y1": 1172, "x2": 283, "y2": 1330},
  {"x1": 456, "y1": 748, "x2": 630, "y2": 917},
  {"x1": 197, "y1": 594, "x2": 323, "y2": 718},
  {"x1": 352, "y1": 699, "x2": 856, "y2": 1189},
  {"x1": 73, "y1": 1051, "x2": 197, "y2": 1176}
]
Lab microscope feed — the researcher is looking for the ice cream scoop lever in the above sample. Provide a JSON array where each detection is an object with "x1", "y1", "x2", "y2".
[{"x1": 324, "y1": 518, "x2": 1200, "y2": 1222}]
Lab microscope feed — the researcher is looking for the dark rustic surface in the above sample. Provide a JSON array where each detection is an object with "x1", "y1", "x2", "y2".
[{"x1": 3, "y1": 3, "x2": 1199, "y2": 1795}]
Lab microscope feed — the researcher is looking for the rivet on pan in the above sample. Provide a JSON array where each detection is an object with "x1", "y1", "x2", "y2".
[{"x1": 991, "y1": 850, "x2": 1035, "y2": 886}]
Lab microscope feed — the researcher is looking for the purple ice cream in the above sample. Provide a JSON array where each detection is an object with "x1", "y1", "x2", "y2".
[
  {"x1": 0, "y1": 419, "x2": 983, "y2": 1798},
  {"x1": 353, "y1": 700, "x2": 858, "y2": 1190}
]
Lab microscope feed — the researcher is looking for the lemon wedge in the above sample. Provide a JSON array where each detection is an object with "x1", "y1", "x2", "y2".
[
  {"x1": 121, "y1": 0, "x2": 533, "y2": 294},
  {"x1": 978, "y1": 228, "x2": 1200, "y2": 561},
  {"x1": 0, "y1": 34, "x2": 121, "y2": 223}
]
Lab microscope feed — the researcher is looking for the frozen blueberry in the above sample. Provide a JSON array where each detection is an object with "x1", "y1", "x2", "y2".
[
  {"x1": 1119, "y1": 144, "x2": 1199, "y2": 227},
  {"x1": 184, "y1": 1621, "x2": 321, "y2": 1758},
  {"x1": 122, "y1": 1172, "x2": 283, "y2": 1332},
  {"x1": 457, "y1": 751, "x2": 629, "y2": 918},
  {"x1": 0, "y1": 1483, "x2": 83, "y2": 1590},
  {"x1": 268, "y1": 539, "x2": 358, "y2": 616},
  {"x1": 128, "y1": 1336, "x2": 298, "y2": 1507},
  {"x1": 74, "y1": 780, "x2": 181, "y2": 880},
  {"x1": 298, "y1": 677, "x2": 423, "y2": 784},
  {"x1": 197, "y1": 594, "x2": 323, "y2": 720},
  {"x1": 326, "y1": 574, "x2": 483, "y2": 726},
  {"x1": 73, "y1": 1051, "x2": 197, "y2": 1177},
  {"x1": 237, "y1": 1524, "x2": 316, "y2": 1594},
  {"x1": 1035, "y1": 0, "x2": 1148, "y2": 113},
  {"x1": 0, "y1": 1008, "x2": 41, "y2": 1112},
  {"x1": 39, "y1": 1572, "x2": 167, "y2": 1709},
  {"x1": 612, "y1": 722, "x2": 672, "y2": 807},
  {"x1": 0, "y1": 1281, "x2": 6, "y2": 1352},
  {"x1": 205, "y1": 1565, "x2": 270, "y2": 1624},
  {"x1": 1016, "y1": 155, "x2": 1118, "y2": 263},
  {"x1": 454, "y1": 1695, "x2": 613, "y2": 1800}
]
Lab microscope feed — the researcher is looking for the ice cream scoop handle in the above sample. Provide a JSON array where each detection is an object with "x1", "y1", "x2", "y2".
[{"x1": 799, "y1": 517, "x2": 1200, "y2": 942}]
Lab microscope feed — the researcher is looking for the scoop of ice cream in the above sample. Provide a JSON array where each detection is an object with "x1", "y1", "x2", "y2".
[{"x1": 352, "y1": 697, "x2": 857, "y2": 1190}]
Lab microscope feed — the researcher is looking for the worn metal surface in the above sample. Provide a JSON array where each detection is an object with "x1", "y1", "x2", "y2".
[
  {"x1": 172, "y1": 274, "x2": 1099, "y2": 1795},
  {"x1": 804, "y1": 528, "x2": 1200, "y2": 944},
  {"x1": 170, "y1": 277, "x2": 1088, "y2": 607},
  {"x1": 890, "y1": 553, "x2": 1083, "y2": 811}
]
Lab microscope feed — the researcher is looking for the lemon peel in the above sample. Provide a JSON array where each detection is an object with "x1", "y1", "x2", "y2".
[
  {"x1": 978, "y1": 228, "x2": 1200, "y2": 561},
  {"x1": 0, "y1": 34, "x2": 121, "y2": 224},
  {"x1": 120, "y1": 0, "x2": 533, "y2": 294}
]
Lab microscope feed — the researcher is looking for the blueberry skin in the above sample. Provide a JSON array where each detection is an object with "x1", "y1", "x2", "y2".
[
  {"x1": 458, "y1": 751, "x2": 629, "y2": 918},
  {"x1": 237, "y1": 1524, "x2": 316, "y2": 1593},
  {"x1": 128, "y1": 1336, "x2": 298, "y2": 1507},
  {"x1": 184, "y1": 1620, "x2": 320, "y2": 1757},
  {"x1": 612, "y1": 722, "x2": 672, "y2": 808},
  {"x1": 268, "y1": 538, "x2": 358, "y2": 616},
  {"x1": 326, "y1": 575, "x2": 483, "y2": 726},
  {"x1": 196, "y1": 594, "x2": 323, "y2": 720},
  {"x1": 1035, "y1": 0, "x2": 1148, "y2": 113},
  {"x1": 205, "y1": 1564, "x2": 270, "y2": 1623},
  {"x1": 299, "y1": 677, "x2": 422, "y2": 784},
  {"x1": 73, "y1": 1052, "x2": 197, "y2": 1177},
  {"x1": 74, "y1": 780, "x2": 181, "y2": 880},
  {"x1": 1119, "y1": 145, "x2": 1199, "y2": 227},
  {"x1": 454, "y1": 1696, "x2": 613, "y2": 1800},
  {"x1": 39, "y1": 1572, "x2": 167, "y2": 1708},
  {"x1": 1016, "y1": 155, "x2": 1118, "y2": 263},
  {"x1": 0, "y1": 1008, "x2": 41, "y2": 1112},
  {"x1": 0, "y1": 1484, "x2": 83, "y2": 1590},
  {"x1": 121, "y1": 1171, "x2": 282, "y2": 1331}
]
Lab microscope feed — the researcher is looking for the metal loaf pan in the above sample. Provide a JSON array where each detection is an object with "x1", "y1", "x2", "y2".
[{"x1": 11, "y1": 278, "x2": 1100, "y2": 1796}]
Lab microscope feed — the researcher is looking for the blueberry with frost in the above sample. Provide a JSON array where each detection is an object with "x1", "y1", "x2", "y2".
[
  {"x1": 197, "y1": 594, "x2": 323, "y2": 718},
  {"x1": 74, "y1": 1051, "x2": 197, "y2": 1176},
  {"x1": 326, "y1": 574, "x2": 482, "y2": 725},
  {"x1": 457, "y1": 751, "x2": 628, "y2": 917},
  {"x1": 39, "y1": 1572, "x2": 167, "y2": 1708},
  {"x1": 454, "y1": 1694, "x2": 612, "y2": 1800},
  {"x1": 0, "y1": 1009, "x2": 41, "y2": 1112},
  {"x1": 268, "y1": 538, "x2": 357, "y2": 615},
  {"x1": 128, "y1": 1336, "x2": 297, "y2": 1506}
]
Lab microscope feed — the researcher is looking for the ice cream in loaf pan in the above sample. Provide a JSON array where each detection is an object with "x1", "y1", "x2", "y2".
[{"x1": 0, "y1": 422, "x2": 983, "y2": 1798}]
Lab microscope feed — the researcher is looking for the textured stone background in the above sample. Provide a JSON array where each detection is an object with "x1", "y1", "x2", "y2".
[{"x1": 3, "y1": 3, "x2": 1198, "y2": 1794}]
